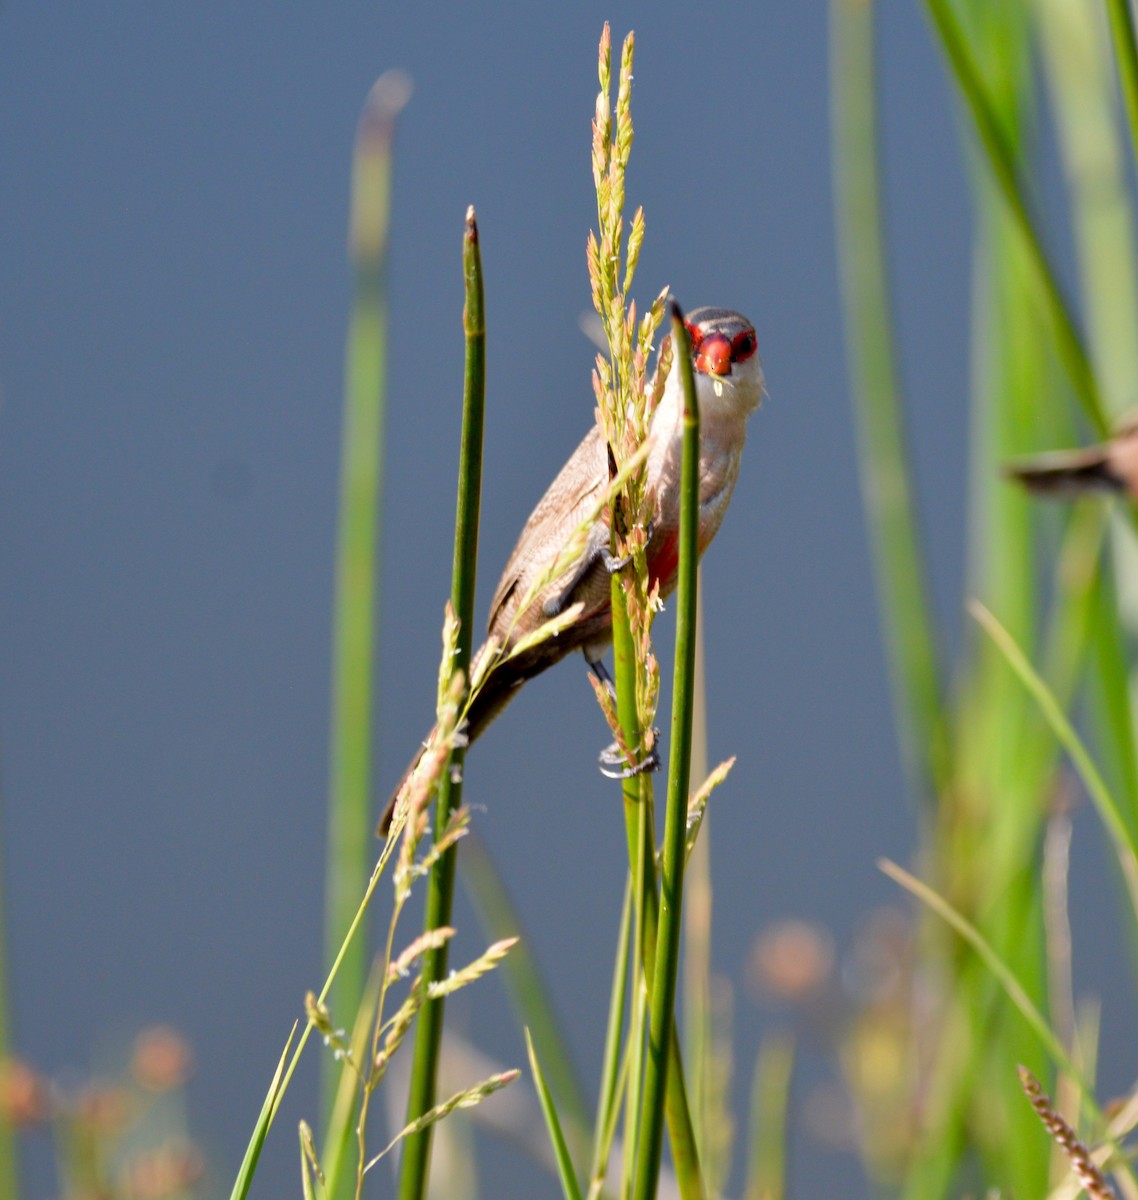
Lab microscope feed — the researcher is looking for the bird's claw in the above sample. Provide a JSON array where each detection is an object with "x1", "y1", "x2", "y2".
[
  {"x1": 598, "y1": 730, "x2": 661, "y2": 779},
  {"x1": 602, "y1": 521, "x2": 656, "y2": 575},
  {"x1": 588, "y1": 658, "x2": 616, "y2": 695}
]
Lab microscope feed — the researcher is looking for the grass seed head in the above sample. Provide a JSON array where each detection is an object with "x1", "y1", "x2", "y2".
[{"x1": 1018, "y1": 1066, "x2": 1117, "y2": 1199}]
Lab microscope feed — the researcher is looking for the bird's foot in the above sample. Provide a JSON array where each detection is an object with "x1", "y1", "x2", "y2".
[
  {"x1": 588, "y1": 658, "x2": 616, "y2": 695},
  {"x1": 598, "y1": 730, "x2": 661, "y2": 779},
  {"x1": 602, "y1": 522, "x2": 655, "y2": 575},
  {"x1": 602, "y1": 548, "x2": 633, "y2": 574}
]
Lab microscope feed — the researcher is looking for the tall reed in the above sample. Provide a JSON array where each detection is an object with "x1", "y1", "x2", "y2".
[{"x1": 830, "y1": 0, "x2": 1138, "y2": 1194}]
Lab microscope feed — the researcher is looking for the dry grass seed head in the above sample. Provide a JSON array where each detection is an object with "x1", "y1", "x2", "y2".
[{"x1": 1018, "y1": 1066, "x2": 1117, "y2": 1200}]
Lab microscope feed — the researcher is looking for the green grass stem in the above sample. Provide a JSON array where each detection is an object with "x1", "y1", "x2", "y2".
[
  {"x1": 831, "y1": 0, "x2": 948, "y2": 804},
  {"x1": 397, "y1": 206, "x2": 486, "y2": 1200},
  {"x1": 323, "y1": 72, "x2": 410, "y2": 1120},
  {"x1": 1037, "y1": 0, "x2": 1138, "y2": 838},
  {"x1": 632, "y1": 301, "x2": 700, "y2": 1200},
  {"x1": 682, "y1": 579, "x2": 719, "y2": 1185},
  {"x1": 743, "y1": 1032, "x2": 794, "y2": 1200},
  {"x1": 923, "y1": 0, "x2": 1108, "y2": 437},
  {"x1": 610, "y1": 588, "x2": 704, "y2": 1198},
  {"x1": 1038, "y1": 0, "x2": 1138, "y2": 417},
  {"x1": 460, "y1": 831, "x2": 591, "y2": 1150},
  {"x1": 590, "y1": 876, "x2": 633, "y2": 1198},
  {"x1": 1104, "y1": 0, "x2": 1138, "y2": 175}
]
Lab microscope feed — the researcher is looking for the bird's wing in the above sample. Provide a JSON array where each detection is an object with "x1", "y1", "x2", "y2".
[{"x1": 487, "y1": 423, "x2": 611, "y2": 643}]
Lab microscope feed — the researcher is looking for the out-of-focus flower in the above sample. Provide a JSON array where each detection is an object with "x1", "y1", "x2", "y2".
[
  {"x1": 748, "y1": 919, "x2": 835, "y2": 1003},
  {"x1": 0, "y1": 1057, "x2": 47, "y2": 1125},
  {"x1": 132, "y1": 1026, "x2": 193, "y2": 1093}
]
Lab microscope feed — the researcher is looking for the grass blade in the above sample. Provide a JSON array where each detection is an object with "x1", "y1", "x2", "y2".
[
  {"x1": 923, "y1": 0, "x2": 1108, "y2": 436},
  {"x1": 880, "y1": 861, "x2": 1079, "y2": 1094},
  {"x1": 229, "y1": 1022, "x2": 299, "y2": 1200},
  {"x1": 461, "y1": 830, "x2": 590, "y2": 1144},
  {"x1": 969, "y1": 600, "x2": 1138, "y2": 919},
  {"x1": 526, "y1": 1028, "x2": 585, "y2": 1200}
]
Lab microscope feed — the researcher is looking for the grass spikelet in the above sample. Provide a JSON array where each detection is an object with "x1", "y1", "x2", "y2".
[
  {"x1": 299, "y1": 1120, "x2": 326, "y2": 1200},
  {"x1": 389, "y1": 928, "x2": 457, "y2": 983},
  {"x1": 1018, "y1": 1066, "x2": 1118, "y2": 1199},
  {"x1": 427, "y1": 937, "x2": 518, "y2": 1000},
  {"x1": 684, "y1": 757, "x2": 737, "y2": 859},
  {"x1": 504, "y1": 602, "x2": 587, "y2": 662},
  {"x1": 437, "y1": 600, "x2": 461, "y2": 710},
  {"x1": 365, "y1": 1071, "x2": 521, "y2": 1172},
  {"x1": 588, "y1": 670, "x2": 626, "y2": 748}
]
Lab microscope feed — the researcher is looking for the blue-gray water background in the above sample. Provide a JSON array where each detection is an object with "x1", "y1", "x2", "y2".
[{"x1": 2, "y1": 4, "x2": 1122, "y2": 1196}]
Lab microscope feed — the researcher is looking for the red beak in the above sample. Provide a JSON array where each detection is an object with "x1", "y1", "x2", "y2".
[{"x1": 696, "y1": 332, "x2": 731, "y2": 376}]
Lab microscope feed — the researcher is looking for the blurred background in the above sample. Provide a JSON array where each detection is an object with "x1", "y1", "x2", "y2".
[{"x1": 3, "y1": 3, "x2": 1128, "y2": 1197}]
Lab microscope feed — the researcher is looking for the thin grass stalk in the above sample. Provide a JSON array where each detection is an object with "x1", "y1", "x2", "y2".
[
  {"x1": 684, "y1": 578, "x2": 735, "y2": 1195},
  {"x1": 460, "y1": 831, "x2": 590, "y2": 1144},
  {"x1": 633, "y1": 302, "x2": 700, "y2": 1200},
  {"x1": 743, "y1": 1032, "x2": 794, "y2": 1200},
  {"x1": 591, "y1": 876, "x2": 634, "y2": 1196},
  {"x1": 320, "y1": 959, "x2": 385, "y2": 1199},
  {"x1": 397, "y1": 207, "x2": 486, "y2": 1200},
  {"x1": 1103, "y1": 0, "x2": 1138, "y2": 171},
  {"x1": 232, "y1": 804, "x2": 408, "y2": 1198},
  {"x1": 621, "y1": 886, "x2": 647, "y2": 1200},
  {"x1": 831, "y1": 0, "x2": 947, "y2": 803},
  {"x1": 923, "y1": 0, "x2": 1109, "y2": 437},
  {"x1": 232, "y1": 797, "x2": 412, "y2": 1199},
  {"x1": 970, "y1": 600, "x2": 1138, "y2": 918},
  {"x1": 323, "y1": 73, "x2": 411, "y2": 1130},
  {"x1": 683, "y1": 575, "x2": 715, "y2": 1178}
]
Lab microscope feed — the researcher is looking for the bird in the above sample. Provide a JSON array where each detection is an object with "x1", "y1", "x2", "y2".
[
  {"x1": 1005, "y1": 415, "x2": 1138, "y2": 499},
  {"x1": 380, "y1": 306, "x2": 764, "y2": 833}
]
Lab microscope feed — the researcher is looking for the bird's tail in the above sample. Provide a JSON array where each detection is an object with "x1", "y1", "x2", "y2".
[
  {"x1": 1004, "y1": 449, "x2": 1123, "y2": 496},
  {"x1": 376, "y1": 663, "x2": 528, "y2": 835}
]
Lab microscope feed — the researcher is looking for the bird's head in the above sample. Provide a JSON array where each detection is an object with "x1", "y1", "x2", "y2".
[{"x1": 672, "y1": 306, "x2": 764, "y2": 417}]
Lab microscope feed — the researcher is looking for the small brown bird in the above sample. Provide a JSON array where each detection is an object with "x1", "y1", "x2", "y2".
[
  {"x1": 381, "y1": 306, "x2": 764, "y2": 832},
  {"x1": 1005, "y1": 415, "x2": 1138, "y2": 499}
]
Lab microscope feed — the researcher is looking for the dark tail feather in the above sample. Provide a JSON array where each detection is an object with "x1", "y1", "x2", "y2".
[
  {"x1": 1004, "y1": 451, "x2": 1123, "y2": 497},
  {"x1": 376, "y1": 665, "x2": 527, "y2": 836}
]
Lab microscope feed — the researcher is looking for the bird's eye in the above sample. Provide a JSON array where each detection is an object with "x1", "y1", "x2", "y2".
[
  {"x1": 685, "y1": 323, "x2": 703, "y2": 352},
  {"x1": 732, "y1": 330, "x2": 757, "y2": 362}
]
